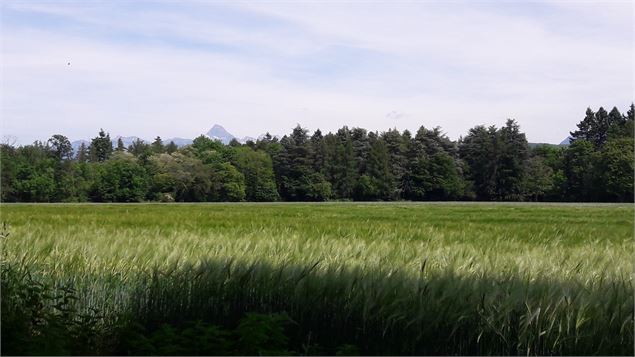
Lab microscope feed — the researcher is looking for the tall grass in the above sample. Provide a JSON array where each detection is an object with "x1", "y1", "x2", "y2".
[{"x1": 1, "y1": 203, "x2": 633, "y2": 355}]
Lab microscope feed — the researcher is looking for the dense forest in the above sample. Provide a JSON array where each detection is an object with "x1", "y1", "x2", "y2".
[{"x1": 1, "y1": 105, "x2": 633, "y2": 203}]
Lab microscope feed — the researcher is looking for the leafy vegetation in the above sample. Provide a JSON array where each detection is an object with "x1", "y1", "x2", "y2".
[
  {"x1": 2, "y1": 105, "x2": 633, "y2": 203},
  {"x1": 1, "y1": 203, "x2": 632, "y2": 355}
]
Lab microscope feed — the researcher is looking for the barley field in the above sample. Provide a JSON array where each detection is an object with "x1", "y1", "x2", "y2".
[{"x1": 1, "y1": 203, "x2": 633, "y2": 355}]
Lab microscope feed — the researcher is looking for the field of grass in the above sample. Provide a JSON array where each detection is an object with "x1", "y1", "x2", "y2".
[{"x1": 1, "y1": 203, "x2": 633, "y2": 355}]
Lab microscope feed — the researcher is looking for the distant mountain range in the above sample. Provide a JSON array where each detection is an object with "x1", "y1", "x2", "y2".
[
  {"x1": 69, "y1": 125, "x2": 571, "y2": 153},
  {"x1": 527, "y1": 136, "x2": 571, "y2": 148},
  {"x1": 206, "y1": 124, "x2": 256, "y2": 145},
  {"x1": 70, "y1": 125, "x2": 262, "y2": 152}
]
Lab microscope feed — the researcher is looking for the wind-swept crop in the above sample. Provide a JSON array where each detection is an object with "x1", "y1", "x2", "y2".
[{"x1": 1, "y1": 203, "x2": 632, "y2": 355}]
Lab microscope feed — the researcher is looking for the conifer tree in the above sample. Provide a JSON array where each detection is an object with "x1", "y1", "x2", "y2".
[
  {"x1": 89, "y1": 129, "x2": 113, "y2": 162},
  {"x1": 116, "y1": 138, "x2": 125, "y2": 152},
  {"x1": 151, "y1": 136, "x2": 165, "y2": 154}
]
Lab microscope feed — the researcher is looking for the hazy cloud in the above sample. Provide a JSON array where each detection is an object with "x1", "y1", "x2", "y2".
[{"x1": 1, "y1": 1, "x2": 632, "y2": 144}]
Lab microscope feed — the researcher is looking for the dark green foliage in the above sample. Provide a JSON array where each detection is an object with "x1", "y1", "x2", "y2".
[
  {"x1": 352, "y1": 131, "x2": 394, "y2": 201},
  {"x1": 522, "y1": 157, "x2": 554, "y2": 201},
  {"x1": 381, "y1": 128, "x2": 409, "y2": 198},
  {"x1": 232, "y1": 147, "x2": 279, "y2": 201},
  {"x1": 593, "y1": 137, "x2": 634, "y2": 202},
  {"x1": 305, "y1": 172, "x2": 332, "y2": 201},
  {"x1": 117, "y1": 321, "x2": 233, "y2": 356},
  {"x1": 165, "y1": 141, "x2": 178, "y2": 154},
  {"x1": 325, "y1": 127, "x2": 357, "y2": 199},
  {"x1": 212, "y1": 162, "x2": 246, "y2": 202},
  {"x1": 0, "y1": 144, "x2": 17, "y2": 201},
  {"x1": 570, "y1": 106, "x2": 631, "y2": 149},
  {"x1": 6, "y1": 255, "x2": 627, "y2": 356},
  {"x1": 151, "y1": 136, "x2": 165, "y2": 154},
  {"x1": 89, "y1": 129, "x2": 113, "y2": 162},
  {"x1": 235, "y1": 313, "x2": 294, "y2": 355},
  {"x1": 403, "y1": 126, "x2": 463, "y2": 200},
  {"x1": 562, "y1": 139, "x2": 595, "y2": 201},
  {"x1": 529, "y1": 145, "x2": 565, "y2": 200},
  {"x1": 5, "y1": 142, "x2": 57, "y2": 202},
  {"x1": 91, "y1": 153, "x2": 149, "y2": 202},
  {"x1": 495, "y1": 119, "x2": 529, "y2": 200},
  {"x1": 47, "y1": 134, "x2": 73, "y2": 161},
  {"x1": 1, "y1": 263, "x2": 311, "y2": 356},
  {"x1": 402, "y1": 129, "x2": 428, "y2": 200},
  {"x1": 149, "y1": 152, "x2": 213, "y2": 202},
  {"x1": 116, "y1": 137, "x2": 125, "y2": 152},
  {"x1": 76, "y1": 142, "x2": 89, "y2": 163},
  {"x1": 2, "y1": 104, "x2": 633, "y2": 203},
  {"x1": 191, "y1": 135, "x2": 225, "y2": 159},
  {"x1": 1, "y1": 265, "x2": 110, "y2": 356},
  {"x1": 127, "y1": 138, "x2": 152, "y2": 166},
  {"x1": 336, "y1": 344, "x2": 360, "y2": 356},
  {"x1": 363, "y1": 134, "x2": 393, "y2": 200},
  {"x1": 310, "y1": 129, "x2": 326, "y2": 174},
  {"x1": 274, "y1": 126, "x2": 325, "y2": 201},
  {"x1": 425, "y1": 151, "x2": 463, "y2": 200},
  {"x1": 459, "y1": 125, "x2": 499, "y2": 200},
  {"x1": 459, "y1": 120, "x2": 529, "y2": 201}
]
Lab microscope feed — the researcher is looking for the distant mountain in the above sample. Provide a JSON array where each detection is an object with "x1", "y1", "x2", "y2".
[
  {"x1": 71, "y1": 140, "x2": 89, "y2": 153},
  {"x1": 164, "y1": 137, "x2": 193, "y2": 147},
  {"x1": 63, "y1": 125, "x2": 305, "y2": 155},
  {"x1": 240, "y1": 136, "x2": 256, "y2": 143},
  {"x1": 112, "y1": 136, "x2": 143, "y2": 148},
  {"x1": 63, "y1": 128, "x2": 572, "y2": 155},
  {"x1": 257, "y1": 133, "x2": 282, "y2": 141},
  {"x1": 206, "y1": 124, "x2": 235, "y2": 144},
  {"x1": 528, "y1": 142, "x2": 559, "y2": 149},
  {"x1": 527, "y1": 136, "x2": 571, "y2": 149},
  {"x1": 70, "y1": 136, "x2": 193, "y2": 154}
]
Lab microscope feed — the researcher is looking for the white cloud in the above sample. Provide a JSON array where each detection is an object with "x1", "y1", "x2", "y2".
[{"x1": 1, "y1": 1, "x2": 632, "y2": 145}]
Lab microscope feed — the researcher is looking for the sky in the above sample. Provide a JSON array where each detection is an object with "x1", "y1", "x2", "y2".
[{"x1": 1, "y1": 0, "x2": 633, "y2": 145}]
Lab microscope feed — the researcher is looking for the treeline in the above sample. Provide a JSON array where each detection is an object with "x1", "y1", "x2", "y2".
[{"x1": 1, "y1": 105, "x2": 633, "y2": 203}]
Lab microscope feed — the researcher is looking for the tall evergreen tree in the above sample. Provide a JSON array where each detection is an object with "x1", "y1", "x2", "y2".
[
  {"x1": 310, "y1": 129, "x2": 326, "y2": 174},
  {"x1": 495, "y1": 119, "x2": 529, "y2": 200},
  {"x1": 116, "y1": 138, "x2": 125, "y2": 152},
  {"x1": 594, "y1": 137, "x2": 634, "y2": 202},
  {"x1": 459, "y1": 125, "x2": 498, "y2": 200},
  {"x1": 351, "y1": 127, "x2": 370, "y2": 175},
  {"x1": 523, "y1": 156, "x2": 554, "y2": 201},
  {"x1": 403, "y1": 127, "x2": 429, "y2": 200},
  {"x1": 570, "y1": 107, "x2": 615, "y2": 149},
  {"x1": 625, "y1": 103, "x2": 635, "y2": 138},
  {"x1": 363, "y1": 133, "x2": 393, "y2": 200},
  {"x1": 76, "y1": 143, "x2": 89, "y2": 163},
  {"x1": 127, "y1": 138, "x2": 152, "y2": 165},
  {"x1": 381, "y1": 129, "x2": 408, "y2": 198},
  {"x1": 165, "y1": 141, "x2": 178, "y2": 154},
  {"x1": 3, "y1": 104, "x2": 631, "y2": 203},
  {"x1": 608, "y1": 105, "x2": 633, "y2": 139},
  {"x1": 562, "y1": 139, "x2": 594, "y2": 201},
  {"x1": 275, "y1": 126, "x2": 319, "y2": 200},
  {"x1": 593, "y1": 107, "x2": 610, "y2": 148},
  {"x1": 570, "y1": 108, "x2": 595, "y2": 144},
  {"x1": 89, "y1": 129, "x2": 113, "y2": 162},
  {"x1": 328, "y1": 127, "x2": 356, "y2": 199},
  {"x1": 151, "y1": 136, "x2": 165, "y2": 154}
]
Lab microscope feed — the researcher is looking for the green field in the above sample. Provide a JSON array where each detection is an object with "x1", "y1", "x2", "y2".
[{"x1": 1, "y1": 203, "x2": 633, "y2": 355}]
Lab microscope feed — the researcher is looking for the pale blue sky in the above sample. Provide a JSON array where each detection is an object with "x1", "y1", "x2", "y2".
[{"x1": 1, "y1": 0, "x2": 632, "y2": 144}]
